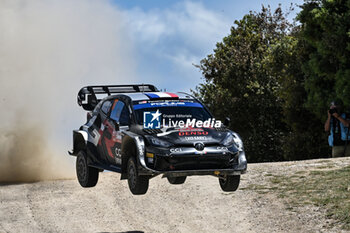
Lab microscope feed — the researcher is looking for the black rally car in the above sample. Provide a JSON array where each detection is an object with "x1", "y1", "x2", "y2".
[{"x1": 69, "y1": 84, "x2": 247, "y2": 195}]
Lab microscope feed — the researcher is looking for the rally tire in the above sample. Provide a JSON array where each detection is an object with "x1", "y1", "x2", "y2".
[
  {"x1": 167, "y1": 176, "x2": 187, "y2": 184},
  {"x1": 127, "y1": 157, "x2": 149, "y2": 195},
  {"x1": 76, "y1": 151, "x2": 99, "y2": 187},
  {"x1": 219, "y1": 175, "x2": 240, "y2": 192}
]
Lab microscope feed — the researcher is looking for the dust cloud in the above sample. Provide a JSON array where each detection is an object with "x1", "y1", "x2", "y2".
[{"x1": 0, "y1": 0, "x2": 136, "y2": 183}]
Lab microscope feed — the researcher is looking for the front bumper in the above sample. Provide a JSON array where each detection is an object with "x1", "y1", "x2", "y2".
[
  {"x1": 137, "y1": 145, "x2": 247, "y2": 176},
  {"x1": 161, "y1": 168, "x2": 244, "y2": 178}
]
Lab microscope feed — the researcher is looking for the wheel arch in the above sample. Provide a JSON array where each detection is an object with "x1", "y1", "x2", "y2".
[
  {"x1": 121, "y1": 135, "x2": 137, "y2": 179},
  {"x1": 72, "y1": 130, "x2": 88, "y2": 155}
]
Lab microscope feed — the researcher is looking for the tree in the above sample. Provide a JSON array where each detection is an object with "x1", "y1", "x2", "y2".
[
  {"x1": 298, "y1": 0, "x2": 350, "y2": 120},
  {"x1": 268, "y1": 31, "x2": 330, "y2": 160},
  {"x1": 194, "y1": 5, "x2": 333, "y2": 162},
  {"x1": 193, "y1": 6, "x2": 291, "y2": 162}
]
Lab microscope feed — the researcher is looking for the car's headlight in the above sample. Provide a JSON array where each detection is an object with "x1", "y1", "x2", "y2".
[
  {"x1": 222, "y1": 133, "x2": 243, "y2": 150},
  {"x1": 233, "y1": 133, "x2": 243, "y2": 151},
  {"x1": 144, "y1": 135, "x2": 173, "y2": 147},
  {"x1": 222, "y1": 133, "x2": 234, "y2": 147}
]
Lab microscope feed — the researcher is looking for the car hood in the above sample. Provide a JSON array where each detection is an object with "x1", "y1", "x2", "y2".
[{"x1": 147, "y1": 127, "x2": 230, "y2": 146}]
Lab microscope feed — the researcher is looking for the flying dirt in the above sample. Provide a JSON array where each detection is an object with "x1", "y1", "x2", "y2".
[
  {"x1": 0, "y1": 0, "x2": 136, "y2": 182},
  {"x1": 0, "y1": 122, "x2": 73, "y2": 183}
]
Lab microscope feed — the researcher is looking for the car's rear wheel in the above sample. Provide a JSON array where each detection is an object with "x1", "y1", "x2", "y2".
[
  {"x1": 219, "y1": 175, "x2": 240, "y2": 192},
  {"x1": 167, "y1": 176, "x2": 187, "y2": 184},
  {"x1": 127, "y1": 157, "x2": 149, "y2": 195},
  {"x1": 76, "y1": 151, "x2": 99, "y2": 187}
]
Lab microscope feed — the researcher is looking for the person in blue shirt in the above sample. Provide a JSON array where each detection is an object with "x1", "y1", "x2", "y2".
[{"x1": 324, "y1": 99, "x2": 350, "y2": 157}]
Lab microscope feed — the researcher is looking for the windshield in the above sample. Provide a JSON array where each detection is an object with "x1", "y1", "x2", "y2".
[{"x1": 133, "y1": 101, "x2": 212, "y2": 125}]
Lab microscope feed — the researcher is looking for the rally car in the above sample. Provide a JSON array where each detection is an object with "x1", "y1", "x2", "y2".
[{"x1": 69, "y1": 84, "x2": 247, "y2": 195}]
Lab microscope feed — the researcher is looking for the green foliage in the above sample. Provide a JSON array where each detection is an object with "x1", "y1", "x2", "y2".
[
  {"x1": 193, "y1": 5, "x2": 332, "y2": 162},
  {"x1": 297, "y1": 0, "x2": 350, "y2": 119},
  {"x1": 193, "y1": 6, "x2": 290, "y2": 162},
  {"x1": 267, "y1": 31, "x2": 330, "y2": 160}
]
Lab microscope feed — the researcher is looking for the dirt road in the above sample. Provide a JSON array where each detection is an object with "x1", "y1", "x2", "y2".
[{"x1": 1, "y1": 157, "x2": 350, "y2": 233}]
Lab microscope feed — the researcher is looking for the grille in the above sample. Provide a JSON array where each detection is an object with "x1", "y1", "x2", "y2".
[
  {"x1": 153, "y1": 154, "x2": 232, "y2": 171},
  {"x1": 143, "y1": 128, "x2": 162, "y2": 134}
]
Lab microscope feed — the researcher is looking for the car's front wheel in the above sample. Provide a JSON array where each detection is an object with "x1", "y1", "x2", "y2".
[
  {"x1": 167, "y1": 176, "x2": 187, "y2": 184},
  {"x1": 219, "y1": 175, "x2": 240, "y2": 192},
  {"x1": 76, "y1": 151, "x2": 99, "y2": 187},
  {"x1": 127, "y1": 157, "x2": 149, "y2": 195}
]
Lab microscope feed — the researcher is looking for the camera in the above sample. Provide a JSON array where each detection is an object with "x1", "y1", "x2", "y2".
[{"x1": 329, "y1": 108, "x2": 337, "y2": 114}]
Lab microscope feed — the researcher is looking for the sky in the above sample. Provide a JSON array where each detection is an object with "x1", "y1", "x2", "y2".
[{"x1": 112, "y1": 0, "x2": 304, "y2": 92}]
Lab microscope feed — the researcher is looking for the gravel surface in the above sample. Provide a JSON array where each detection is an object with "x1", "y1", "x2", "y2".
[{"x1": 1, "y1": 157, "x2": 350, "y2": 233}]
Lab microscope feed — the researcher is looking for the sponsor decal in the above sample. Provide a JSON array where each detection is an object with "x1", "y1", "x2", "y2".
[
  {"x1": 150, "y1": 102, "x2": 185, "y2": 107},
  {"x1": 115, "y1": 148, "x2": 122, "y2": 157},
  {"x1": 135, "y1": 136, "x2": 145, "y2": 156},
  {"x1": 178, "y1": 131, "x2": 208, "y2": 136},
  {"x1": 163, "y1": 118, "x2": 222, "y2": 128},
  {"x1": 115, "y1": 157, "x2": 122, "y2": 164},
  {"x1": 142, "y1": 109, "x2": 222, "y2": 129},
  {"x1": 163, "y1": 114, "x2": 192, "y2": 118},
  {"x1": 178, "y1": 127, "x2": 204, "y2": 132},
  {"x1": 133, "y1": 101, "x2": 202, "y2": 110},
  {"x1": 170, "y1": 148, "x2": 182, "y2": 153},
  {"x1": 143, "y1": 110, "x2": 161, "y2": 129},
  {"x1": 185, "y1": 136, "x2": 209, "y2": 141}
]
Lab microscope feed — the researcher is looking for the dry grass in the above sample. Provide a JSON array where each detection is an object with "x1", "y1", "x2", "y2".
[{"x1": 244, "y1": 164, "x2": 350, "y2": 230}]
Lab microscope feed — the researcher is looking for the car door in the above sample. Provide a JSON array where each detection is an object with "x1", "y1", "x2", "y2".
[
  {"x1": 97, "y1": 99, "x2": 113, "y2": 163},
  {"x1": 101, "y1": 99, "x2": 131, "y2": 165}
]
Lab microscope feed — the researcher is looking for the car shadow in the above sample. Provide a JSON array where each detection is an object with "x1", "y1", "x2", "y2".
[
  {"x1": 0, "y1": 178, "x2": 74, "y2": 186},
  {"x1": 0, "y1": 182, "x2": 34, "y2": 186},
  {"x1": 0, "y1": 180, "x2": 47, "y2": 186}
]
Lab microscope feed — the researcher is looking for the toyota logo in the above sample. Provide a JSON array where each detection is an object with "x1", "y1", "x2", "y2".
[{"x1": 194, "y1": 142, "x2": 205, "y2": 151}]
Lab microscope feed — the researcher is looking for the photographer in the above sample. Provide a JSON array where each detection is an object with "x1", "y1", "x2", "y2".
[{"x1": 324, "y1": 99, "x2": 350, "y2": 157}]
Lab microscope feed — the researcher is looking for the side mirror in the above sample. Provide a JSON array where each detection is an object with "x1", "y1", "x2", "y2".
[{"x1": 224, "y1": 117, "x2": 230, "y2": 127}]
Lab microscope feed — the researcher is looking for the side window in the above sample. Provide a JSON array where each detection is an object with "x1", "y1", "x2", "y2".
[
  {"x1": 110, "y1": 100, "x2": 124, "y2": 122},
  {"x1": 110, "y1": 100, "x2": 130, "y2": 126},
  {"x1": 101, "y1": 100, "x2": 112, "y2": 115},
  {"x1": 119, "y1": 105, "x2": 130, "y2": 126}
]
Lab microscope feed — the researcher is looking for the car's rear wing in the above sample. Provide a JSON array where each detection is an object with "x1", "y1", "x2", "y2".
[{"x1": 78, "y1": 84, "x2": 158, "y2": 110}]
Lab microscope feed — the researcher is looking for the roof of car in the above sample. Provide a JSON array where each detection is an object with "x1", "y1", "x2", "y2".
[{"x1": 118, "y1": 92, "x2": 195, "y2": 101}]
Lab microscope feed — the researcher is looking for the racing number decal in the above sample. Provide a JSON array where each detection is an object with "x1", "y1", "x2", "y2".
[
  {"x1": 100, "y1": 119, "x2": 122, "y2": 164},
  {"x1": 113, "y1": 131, "x2": 122, "y2": 164},
  {"x1": 114, "y1": 147, "x2": 122, "y2": 164}
]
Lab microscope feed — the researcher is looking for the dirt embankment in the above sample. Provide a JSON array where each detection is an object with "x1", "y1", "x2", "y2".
[{"x1": 1, "y1": 157, "x2": 350, "y2": 233}]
